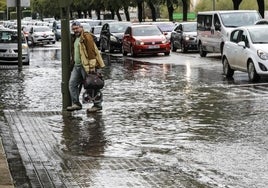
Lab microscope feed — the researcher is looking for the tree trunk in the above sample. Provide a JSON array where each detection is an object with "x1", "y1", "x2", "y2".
[
  {"x1": 95, "y1": 9, "x2": 101, "y2": 20},
  {"x1": 232, "y1": 0, "x2": 243, "y2": 10},
  {"x1": 77, "y1": 10, "x2": 82, "y2": 18},
  {"x1": 182, "y1": 0, "x2": 188, "y2": 21},
  {"x1": 116, "y1": 9, "x2": 122, "y2": 21},
  {"x1": 257, "y1": 0, "x2": 265, "y2": 18},
  {"x1": 83, "y1": 11, "x2": 87, "y2": 18},
  {"x1": 124, "y1": 6, "x2": 130, "y2": 21},
  {"x1": 166, "y1": 0, "x2": 174, "y2": 21},
  {"x1": 87, "y1": 9, "x2": 92, "y2": 18},
  {"x1": 137, "y1": 0, "x2": 143, "y2": 22},
  {"x1": 148, "y1": 0, "x2": 156, "y2": 21}
]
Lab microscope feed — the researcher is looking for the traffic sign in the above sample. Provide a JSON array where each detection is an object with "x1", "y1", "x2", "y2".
[{"x1": 7, "y1": 0, "x2": 30, "y2": 7}]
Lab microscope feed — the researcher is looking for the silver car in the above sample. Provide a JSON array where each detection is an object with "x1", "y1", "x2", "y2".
[
  {"x1": 28, "y1": 26, "x2": 56, "y2": 46},
  {"x1": 0, "y1": 29, "x2": 30, "y2": 65}
]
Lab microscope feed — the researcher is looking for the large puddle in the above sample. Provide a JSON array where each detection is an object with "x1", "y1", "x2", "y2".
[{"x1": 0, "y1": 48, "x2": 268, "y2": 187}]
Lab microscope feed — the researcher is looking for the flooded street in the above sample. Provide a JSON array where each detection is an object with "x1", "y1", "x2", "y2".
[{"x1": 0, "y1": 43, "x2": 268, "y2": 187}]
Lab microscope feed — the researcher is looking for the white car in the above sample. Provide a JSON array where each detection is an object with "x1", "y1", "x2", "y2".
[
  {"x1": 28, "y1": 26, "x2": 56, "y2": 46},
  {"x1": 0, "y1": 29, "x2": 30, "y2": 65},
  {"x1": 222, "y1": 25, "x2": 268, "y2": 82}
]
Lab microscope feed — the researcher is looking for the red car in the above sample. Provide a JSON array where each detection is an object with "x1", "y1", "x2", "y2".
[{"x1": 122, "y1": 24, "x2": 170, "y2": 57}]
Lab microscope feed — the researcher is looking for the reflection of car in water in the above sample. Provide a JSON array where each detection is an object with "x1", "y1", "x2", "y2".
[
  {"x1": 0, "y1": 29, "x2": 30, "y2": 65},
  {"x1": 170, "y1": 22, "x2": 198, "y2": 53}
]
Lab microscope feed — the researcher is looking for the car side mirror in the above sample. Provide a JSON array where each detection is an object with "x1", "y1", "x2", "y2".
[
  {"x1": 238, "y1": 41, "x2": 246, "y2": 48},
  {"x1": 215, "y1": 23, "x2": 221, "y2": 31}
]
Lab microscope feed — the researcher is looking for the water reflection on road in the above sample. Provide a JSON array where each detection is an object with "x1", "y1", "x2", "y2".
[{"x1": 0, "y1": 46, "x2": 268, "y2": 187}]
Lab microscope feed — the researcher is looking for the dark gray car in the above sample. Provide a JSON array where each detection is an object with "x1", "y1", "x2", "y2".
[
  {"x1": 99, "y1": 21, "x2": 132, "y2": 53},
  {"x1": 170, "y1": 22, "x2": 198, "y2": 53}
]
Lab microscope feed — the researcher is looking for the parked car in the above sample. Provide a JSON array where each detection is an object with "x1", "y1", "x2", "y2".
[
  {"x1": 28, "y1": 25, "x2": 56, "y2": 46},
  {"x1": 222, "y1": 25, "x2": 268, "y2": 82},
  {"x1": 170, "y1": 22, "x2": 198, "y2": 53},
  {"x1": 197, "y1": 10, "x2": 262, "y2": 57},
  {"x1": 0, "y1": 29, "x2": 30, "y2": 65},
  {"x1": 151, "y1": 21, "x2": 175, "y2": 40},
  {"x1": 99, "y1": 21, "x2": 132, "y2": 53},
  {"x1": 21, "y1": 25, "x2": 31, "y2": 42},
  {"x1": 90, "y1": 25, "x2": 102, "y2": 48},
  {"x1": 255, "y1": 19, "x2": 268, "y2": 25},
  {"x1": 52, "y1": 20, "x2": 61, "y2": 41},
  {"x1": 122, "y1": 24, "x2": 170, "y2": 57}
]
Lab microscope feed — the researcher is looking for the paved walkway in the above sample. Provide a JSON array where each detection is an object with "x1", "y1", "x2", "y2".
[
  {"x1": 0, "y1": 137, "x2": 14, "y2": 188},
  {"x1": 1, "y1": 110, "x2": 201, "y2": 188}
]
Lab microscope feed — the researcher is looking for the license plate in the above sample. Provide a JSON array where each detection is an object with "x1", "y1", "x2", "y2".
[
  {"x1": 1, "y1": 53, "x2": 17, "y2": 57},
  {"x1": 148, "y1": 45, "x2": 160, "y2": 49}
]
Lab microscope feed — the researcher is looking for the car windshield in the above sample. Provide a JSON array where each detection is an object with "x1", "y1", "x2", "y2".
[
  {"x1": 93, "y1": 27, "x2": 102, "y2": 34},
  {"x1": 154, "y1": 23, "x2": 175, "y2": 32},
  {"x1": 0, "y1": 30, "x2": 25, "y2": 43},
  {"x1": 132, "y1": 26, "x2": 162, "y2": 36},
  {"x1": 110, "y1": 23, "x2": 130, "y2": 33},
  {"x1": 248, "y1": 28, "x2": 268, "y2": 43},
  {"x1": 220, "y1": 12, "x2": 261, "y2": 27},
  {"x1": 183, "y1": 23, "x2": 197, "y2": 32},
  {"x1": 34, "y1": 27, "x2": 50, "y2": 32}
]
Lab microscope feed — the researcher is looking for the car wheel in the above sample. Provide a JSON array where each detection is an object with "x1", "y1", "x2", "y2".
[
  {"x1": 181, "y1": 43, "x2": 188, "y2": 53},
  {"x1": 223, "y1": 57, "x2": 234, "y2": 78},
  {"x1": 248, "y1": 60, "x2": 260, "y2": 82},
  {"x1": 164, "y1": 51, "x2": 170, "y2": 56},
  {"x1": 199, "y1": 43, "x2": 207, "y2": 57},
  {"x1": 100, "y1": 40, "x2": 105, "y2": 52},
  {"x1": 122, "y1": 46, "x2": 127, "y2": 56},
  {"x1": 108, "y1": 42, "x2": 114, "y2": 53},
  {"x1": 29, "y1": 38, "x2": 35, "y2": 46},
  {"x1": 130, "y1": 46, "x2": 136, "y2": 57},
  {"x1": 171, "y1": 42, "x2": 177, "y2": 52}
]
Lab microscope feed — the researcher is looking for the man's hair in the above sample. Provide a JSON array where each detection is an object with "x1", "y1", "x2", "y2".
[{"x1": 71, "y1": 21, "x2": 81, "y2": 27}]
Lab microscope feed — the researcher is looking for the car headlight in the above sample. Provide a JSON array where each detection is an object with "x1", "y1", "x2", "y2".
[
  {"x1": 135, "y1": 40, "x2": 144, "y2": 45},
  {"x1": 257, "y1": 50, "x2": 268, "y2": 60},
  {"x1": 184, "y1": 35, "x2": 190, "y2": 40},
  {"x1": 22, "y1": 44, "x2": 28, "y2": 53},
  {"x1": 110, "y1": 35, "x2": 117, "y2": 42},
  {"x1": 161, "y1": 39, "x2": 168, "y2": 44}
]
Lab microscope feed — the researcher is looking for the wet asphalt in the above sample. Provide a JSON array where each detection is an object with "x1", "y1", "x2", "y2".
[{"x1": 0, "y1": 43, "x2": 268, "y2": 188}]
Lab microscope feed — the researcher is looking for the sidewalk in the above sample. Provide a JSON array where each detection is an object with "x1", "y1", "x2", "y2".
[{"x1": 0, "y1": 136, "x2": 14, "y2": 188}]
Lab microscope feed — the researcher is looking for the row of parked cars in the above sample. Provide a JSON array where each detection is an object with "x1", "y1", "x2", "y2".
[{"x1": 1, "y1": 10, "x2": 268, "y2": 82}]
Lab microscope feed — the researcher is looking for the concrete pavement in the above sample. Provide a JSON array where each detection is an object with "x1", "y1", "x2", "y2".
[
  {"x1": 0, "y1": 137, "x2": 14, "y2": 188},
  {"x1": 0, "y1": 109, "x2": 204, "y2": 188}
]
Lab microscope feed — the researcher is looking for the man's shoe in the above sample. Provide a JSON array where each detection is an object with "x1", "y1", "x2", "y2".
[
  {"x1": 66, "y1": 104, "x2": 82, "y2": 111},
  {"x1": 87, "y1": 106, "x2": 102, "y2": 113}
]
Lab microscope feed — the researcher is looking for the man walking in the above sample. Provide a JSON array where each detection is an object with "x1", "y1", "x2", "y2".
[{"x1": 67, "y1": 21, "x2": 105, "y2": 113}]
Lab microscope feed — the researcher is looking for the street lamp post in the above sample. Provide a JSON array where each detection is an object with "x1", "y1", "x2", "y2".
[{"x1": 58, "y1": 0, "x2": 72, "y2": 110}]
